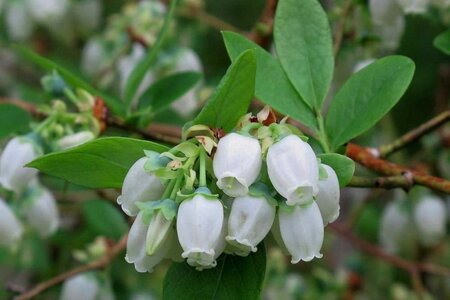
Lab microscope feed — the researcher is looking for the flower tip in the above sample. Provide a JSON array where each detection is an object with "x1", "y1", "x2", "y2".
[
  {"x1": 217, "y1": 176, "x2": 248, "y2": 197},
  {"x1": 225, "y1": 236, "x2": 257, "y2": 256},
  {"x1": 183, "y1": 248, "x2": 216, "y2": 269},
  {"x1": 286, "y1": 185, "x2": 315, "y2": 206},
  {"x1": 291, "y1": 252, "x2": 323, "y2": 264}
]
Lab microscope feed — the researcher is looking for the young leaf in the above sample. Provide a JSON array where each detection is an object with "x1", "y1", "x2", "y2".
[
  {"x1": 325, "y1": 56, "x2": 415, "y2": 150},
  {"x1": 192, "y1": 50, "x2": 256, "y2": 132},
  {"x1": 0, "y1": 104, "x2": 32, "y2": 139},
  {"x1": 13, "y1": 45, "x2": 124, "y2": 116},
  {"x1": 433, "y1": 29, "x2": 450, "y2": 55},
  {"x1": 138, "y1": 71, "x2": 202, "y2": 113},
  {"x1": 163, "y1": 245, "x2": 266, "y2": 300},
  {"x1": 83, "y1": 199, "x2": 127, "y2": 240},
  {"x1": 123, "y1": 0, "x2": 178, "y2": 111},
  {"x1": 274, "y1": 0, "x2": 334, "y2": 108},
  {"x1": 27, "y1": 137, "x2": 168, "y2": 189},
  {"x1": 222, "y1": 31, "x2": 317, "y2": 130},
  {"x1": 317, "y1": 153, "x2": 355, "y2": 187}
]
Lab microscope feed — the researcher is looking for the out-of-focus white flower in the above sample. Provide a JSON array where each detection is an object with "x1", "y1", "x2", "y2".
[
  {"x1": 82, "y1": 39, "x2": 107, "y2": 77},
  {"x1": 431, "y1": 0, "x2": 450, "y2": 8},
  {"x1": 369, "y1": 0, "x2": 405, "y2": 50},
  {"x1": 117, "y1": 157, "x2": 164, "y2": 216},
  {"x1": 397, "y1": 0, "x2": 429, "y2": 14},
  {"x1": 226, "y1": 194, "x2": 275, "y2": 256},
  {"x1": 213, "y1": 133, "x2": 262, "y2": 197},
  {"x1": 0, "y1": 198, "x2": 23, "y2": 247},
  {"x1": 73, "y1": 0, "x2": 102, "y2": 33},
  {"x1": 59, "y1": 273, "x2": 99, "y2": 300},
  {"x1": 57, "y1": 131, "x2": 95, "y2": 150},
  {"x1": 267, "y1": 135, "x2": 319, "y2": 206},
  {"x1": 0, "y1": 136, "x2": 41, "y2": 194},
  {"x1": 379, "y1": 201, "x2": 413, "y2": 253},
  {"x1": 24, "y1": 183, "x2": 59, "y2": 237},
  {"x1": 5, "y1": 1, "x2": 34, "y2": 41},
  {"x1": 315, "y1": 164, "x2": 340, "y2": 225},
  {"x1": 26, "y1": 0, "x2": 69, "y2": 25},
  {"x1": 176, "y1": 190, "x2": 224, "y2": 270},
  {"x1": 277, "y1": 202, "x2": 324, "y2": 263},
  {"x1": 353, "y1": 59, "x2": 376, "y2": 73},
  {"x1": 413, "y1": 195, "x2": 447, "y2": 247}
]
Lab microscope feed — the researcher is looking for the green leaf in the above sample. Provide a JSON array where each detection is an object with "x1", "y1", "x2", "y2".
[
  {"x1": 0, "y1": 104, "x2": 32, "y2": 139},
  {"x1": 27, "y1": 137, "x2": 168, "y2": 188},
  {"x1": 274, "y1": 0, "x2": 334, "y2": 108},
  {"x1": 83, "y1": 199, "x2": 127, "y2": 240},
  {"x1": 222, "y1": 31, "x2": 317, "y2": 130},
  {"x1": 317, "y1": 153, "x2": 355, "y2": 187},
  {"x1": 13, "y1": 45, "x2": 124, "y2": 116},
  {"x1": 325, "y1": 56, "x2": 415, "y2": 150},
  {"x1": 433, "y1": 29, "x2": 450, "y2": 55},
  {"x1": 138, "y1": 71, "x2": 202, "y2": 113},
  {"x1": 163, "y1": 245, "x2": 266, "y2": 300},
  {"x1": 123, "y1": 0, "x2": 178, "y2": 111},
  {"x1": 192, "y1": 50, "x2": 256, "y2": 132}
]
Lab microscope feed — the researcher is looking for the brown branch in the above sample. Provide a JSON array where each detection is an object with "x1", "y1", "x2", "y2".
[
  {"x1": 347, "y1": 143, "x2": 450, "y2": 194},
  {"x1": 328, "y1": 223, "x2": 450, "y2": 277},
  {"x1": 348, "y1": 175, "x2": 413, "y2": 190},
  {"x1": 333, "y1": 0, "x2": 354, "y2": 57},
  {"x1": 177, "y1": 6, "x2": 241, "y2": 33},
  {"x1": 15, "y1": 235, "x2": 127, "y2": 300},
  {"x1": 247, "y1": 0, "x2": 278, "y2": 48},
  {"x1": 377, "y1": 110, "x2": 450, "y2": 158}
]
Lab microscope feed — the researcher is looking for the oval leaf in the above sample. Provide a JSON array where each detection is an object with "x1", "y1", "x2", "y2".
[
  {"x1": 317, "y1": 153, "x2": 355, "y2": 187},
  {"x1": 274, "y1": 0, "x2": 334, "y2": 108},
  {"x1": 326, "y1": 56, "x2": 415, "y2": 150},
  {"x1": 163, "y1": 245, "x2": 266, "y2": 300},
  {"x1": 27, "y1": 137, "x2": 168, "y2": 188},
  {"x1": 192, "y1": 50, "x2": 256, "y2": 132},
  {"x1": 222, "y1": 31, "x2": 317, "y2": 130},
  {"x1": 434, "y1": 29, "x2": 450, "y2": 55},
  {"x1": 83, "y1": 199, "x2": 127, "y2": 240}
]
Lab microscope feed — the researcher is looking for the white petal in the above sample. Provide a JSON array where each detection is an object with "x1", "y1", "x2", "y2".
[
  {"x1": 27, "y1": 0, "x2": 69, "y2": 24},
  {"x1": 279, "y1": 202, "x2": 324, "y2": 263},
  {"x1": 117, "y1": 157, "x2": 164, "y2": 216},
  {"x1": 267, "y1": 135, "x2": 319, "y2": 205},
  {"x1": 414, "y1": 195, "x2": 447, "y2": 247},
  {"x1": 0, "y1": 198, "x2": 23, "y2": 247},
  {"x1": 57, "y1": 131, "x2": 95, "y2": 150},
  {"x1": 213, "y1": 133, "x2": 262, "y2": 197},
  {"x1": 24, "y1": 185, "x2": 59, "y2": 237},
  {"x1": 315, "y1": 164, "x2": 340, "y2": 225},
  {"x1": 60, "y1": 273, "x2": 99, "y2": 300},
  {"x1": 226, "y1": 195, "x2": 275, "y2": 256},
  {"x1": 145, "y1": 211, "x2": 173, "y2": 255},
  {"x1": 125, "y1": 212, "x2": 148, "y2": 264}
]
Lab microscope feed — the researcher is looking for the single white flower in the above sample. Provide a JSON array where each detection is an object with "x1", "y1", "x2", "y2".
[
  {"x1": 57, "y1": 131, "x2": 95, "y2": 150},
  {"x1": 369, "y1": 0, "x2": 405, "y2": 50},
  {"x1": 315, "y1": 164, "x2": 340, "y2": 225},
  {"x1": 82, "y1": 39, "x2": 107, "y2": 77},
  {"x1": 5, "y1": 1, "x2": 34, "y2": 41},
  {"x1": 0, "y1": 198, "x2": 23, "y2": 247},
  {"x1": 267, "y1": 135, "x2": 319, "y2": 206},
  {"x1": 26, "y1": 0, "x2": 69, "y2": 25},
  {"x1": 226, "y1": 194, "x2": 275, "y2": 256},
  {"x1": 176, "y1": 190, "x2": 224, "y2": 270},
  {"x1": 413, "y1": 195, "x2": 447, "y2": 247},
  {"x1": 59, "y1": 273, "x2": 99, "y2": 300},
  {"x1": 117, "y1": 157, "x2": 164, "y2": 216},
  {"x1": 0, "y1": 136, "x2": 41, "y2": 194},
  {"x1": 213, "y1": 133, "x2": 262, "y2": 197},
  {"x1": 24, "y1": 183, "x2": 59, "y2": 237},
  {"x1": 278, "y1": 202, "x2": 324, "y2": 263}
]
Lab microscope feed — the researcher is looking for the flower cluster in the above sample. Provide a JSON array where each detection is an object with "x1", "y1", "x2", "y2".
[{"x1": 118, "y1": 108, "x2": 341, "y2": 272}]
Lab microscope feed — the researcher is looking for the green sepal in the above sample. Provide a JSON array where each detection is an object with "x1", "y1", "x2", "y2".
[
  {"x1": 144, "y1": 150, "x2": 170, "y2": 172},
  {"x1": 154, "y1": 168, "x2": 179, "y2": 180},
  {"x1": 318, "y1": 163, "x2": 329, "y2": 181},
  {"x1": 182, "y1": 124, "x2": 216, "y2": 141},
  {"x1": 171, "y1": 141, "x2": 200, "y2": 157},
  {"x1": 137, "y1": 198, "x2": 177, "y2": 224},
  {"x1": 176, "y1": 186, "x2": 219, "y2": 203},
  {"x1": 161, "y1": 151, "x2": 187, "y2": 162},
  {"x1": 239, "y1": 123, "x2": 263, "y2": 137},
  {"x1": 248, "y1": 182, "x2": 278, "y2": 207}
]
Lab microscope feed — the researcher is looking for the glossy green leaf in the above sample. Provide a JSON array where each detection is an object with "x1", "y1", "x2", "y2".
[
  {"x1": 0, "y1": 104, "x2": 32, "y2": 139},
  {"x1": 222, "y1": 31, "x2": 317, "y2": 130},
  {"x1": 163, "y1": 244, "x2": 266, "y2": 300},
  {"x1": 433, "y1": 29, "x2": 450, "y2": 55},
  {"x1": 192, "y1": 50, "x2": 256, "y2": 132},
  {"x1": 274, "y1": 0, "x2": 334, "y2": 108},
  {"x1": 13, "y1": 45, "x2": 124, "y2": 116},
  {"x1": 326, "y1": 56, "x2": 415, "y2": 150},
  {"x1": 123, "y1": 0, "x2": 178, "y2": 111},
  {"x1": 83, "y1": 199, "x2": 127, "y2": 240},
  {"x1": 317, "y1": 153, "x2": 355, "y2": 187},
  {"x1": 27, "y1": 137, "x2": 168, "y2": 188},
  {"x1": 138, "y1": 71, "x2": 202, "y2": 113}
]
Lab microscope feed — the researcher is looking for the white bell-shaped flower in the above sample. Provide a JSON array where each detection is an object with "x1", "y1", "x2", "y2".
[
  {"x1": 379, "y1": 200, "x2": 414, "y2": 254},
  {"x1": 177, "y1": 190, "x2": 224, "y2": 269},
  {"x1": 315, "y1": 164, "x2": 340, "y2": 225},
  {"x1": 0, "y1": 136, "x2": 41, "y2": 194},
  {"x1": 5, "y1": 1, "x2": 34, "y2": 41},
  {"x1": 226, "y1": 195, "x2": 275, "y2": 256},
  {"x1": 0, "y1": 198, "x2": 23, "y2": 247},
  {"x1": 24, "y1": 183, "x2": 59, "y2": 237},
  {"x1": 57, "y1": 131, "x2": 95, "y2": 150},
  {"x1": 145, "y1": 210, "x2": 173, "y2": 255},
  {"x1": 213, "y1": 133, "x2": 262, "y2": 197},
  {"x1": 278, "y1": 201, "x2": 324, "y2": 263},
  {"x1": 413, "y1": 195, "x2": 447, "y2": 247},
  {"x1": 59, "y1": 273, "x2": 99, "y2": 300},
  {"x1": 117, "y1": 157, "x2": 164, "y2": 216},
  {"x1": 267, "y1": 135, "x2": 319, "y2": 206},
  {"x1": 369, "y1": 0, "x2": 405, "y2": 50}
]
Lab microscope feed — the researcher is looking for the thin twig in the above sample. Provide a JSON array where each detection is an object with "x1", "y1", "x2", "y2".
[
  {"x1": 377, "y1": 110, "x2": 450, "y2": 158},
  {"x1": 177, "y1": 6, "x2": 241, "y2": 33},
  {"x1": 247, "y1": 0, "x2": 278, "y2": 48},
  {"x1": 14, "y1": 235, "x2": 127, "y2": 300},
  {"x1": 333, "y1": 0, "x2": 354, "y2": 57},
  {"x1": 348, "y1": 175, "x2": 414, "y2": 190}
]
